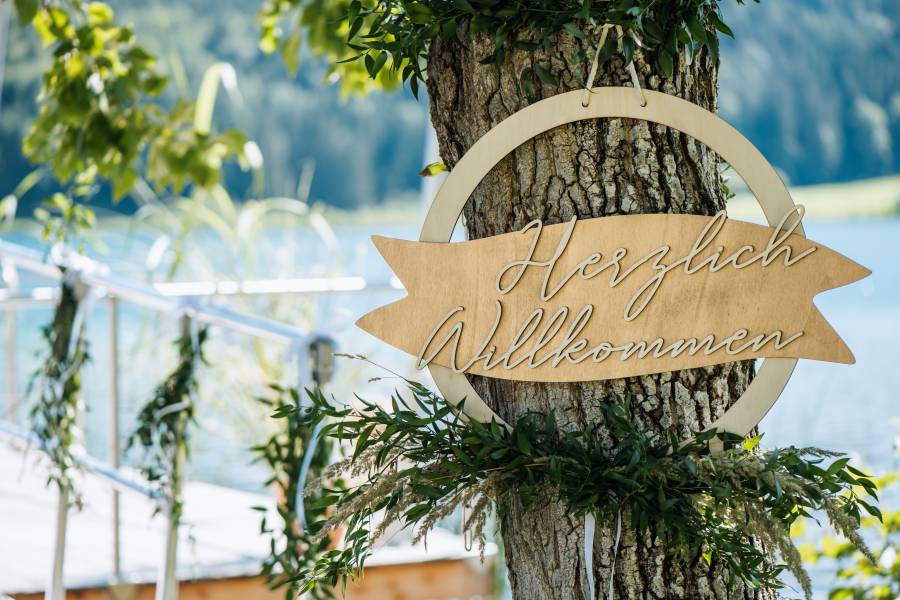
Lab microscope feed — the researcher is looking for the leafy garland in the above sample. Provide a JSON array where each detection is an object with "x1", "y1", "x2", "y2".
[
  {"x1": 28, "y1": 275, "x2": 90, "y2": 501},
  {"x1": 289, "y1": 0, "x2": 757, "y2": 97},
  {"x1": 252, "y1": 384, "x2": 346, "y2": 600},
  {"x1": 285, "y1": 380, "x2": 879, "y2": 599},
  {"x1": 127, "y1": 321, "x2": 208, "y2": 516}
]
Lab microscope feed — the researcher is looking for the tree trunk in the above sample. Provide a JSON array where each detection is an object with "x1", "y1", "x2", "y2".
[{"x1": 426, "y1": 25, "x2": 771, "y2": 600}]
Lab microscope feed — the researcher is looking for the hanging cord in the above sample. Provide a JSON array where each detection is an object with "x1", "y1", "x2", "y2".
[
  {"x1": 581, "y1": 25, "x2": 647, "y2": 108},
  {"x1": 584, "y1": 508, "x2": 623, "y2": 600},
  {"x1": 608, "y1": 508, "x2": 623, "y2": 599},
  {"x1": 584, "y1": 512, "x2": 596, "y2": 600},
  {"x1": 462, "y1": 501, "x2": 473, "y2": 552}
]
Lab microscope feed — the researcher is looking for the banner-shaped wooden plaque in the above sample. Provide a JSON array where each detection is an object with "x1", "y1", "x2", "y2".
[{"x1": 357, "y1": 207, "x2": 869, "y2": 383}]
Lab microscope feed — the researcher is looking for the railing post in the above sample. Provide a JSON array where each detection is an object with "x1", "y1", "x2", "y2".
[
  {"x1": 47, "y1": 484, "x2": 69, "y2": 600},
  {"x1": 44, "y1": 275, "x2": 90, "y2": 600},
  {"x1": 108, "y1": 297, "x2": 122, "y2": 580},
  {"x1": 156, "y1": 441, "x2": 183, "y2": 600},
  {"x1": 155, "y1": 315, "x2": 189, "y2": 600}
]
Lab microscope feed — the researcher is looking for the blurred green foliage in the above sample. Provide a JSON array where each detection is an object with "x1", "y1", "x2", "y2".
[
  {"x1": 797, "y1": 471, "x2": 900, "y2": 599},
  {"x1": 300, "y1": 0, "x2": 752, "y2": 96},
  {"x1": 12, "y1": 0, "x2": 246, "y2": 204},
  {"x1": 257, "y1": 0, "x2": 402, "y2": 97},
  {"x1": 1, "y1": 0, "x2": 427, "y2": 214}
]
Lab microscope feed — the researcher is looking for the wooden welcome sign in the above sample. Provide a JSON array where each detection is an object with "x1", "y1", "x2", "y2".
[
  {"x1": 356, "y1": 87, "x2": 871, "y2": 435},
  {"x1": 358, "y1": 207, "x2": 868, "y2": 382}
]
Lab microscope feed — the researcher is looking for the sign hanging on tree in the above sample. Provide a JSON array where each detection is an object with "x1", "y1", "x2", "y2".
[
  {"x1": 356, "y1": 87, "x2": 871, "y2": 435},
  {"x1": 358, "y1": 207, "x2": 868, "y2": 383}
]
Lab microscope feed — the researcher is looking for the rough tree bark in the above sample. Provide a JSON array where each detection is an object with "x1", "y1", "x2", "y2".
[{"x1": 426, "y1": 25, "x2": 772, "y2": 600}]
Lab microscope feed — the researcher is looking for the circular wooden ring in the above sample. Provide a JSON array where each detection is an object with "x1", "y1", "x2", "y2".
[{"x1": 419, "y1": 87, "x2": 799, "y2": 436}]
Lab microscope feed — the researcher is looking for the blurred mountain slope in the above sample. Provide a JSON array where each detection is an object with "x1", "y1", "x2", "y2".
[
  {"x1": 0, "y1": 0, "x2": 896, "y2": 213},
  {"x1": 720, "y1": 0, "x2": 899, "y2": 186}
]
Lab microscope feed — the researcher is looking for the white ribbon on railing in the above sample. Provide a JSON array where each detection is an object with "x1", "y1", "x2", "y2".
[
  {"x1": 584, "y1": 508, "x2": 623, "y2": 600},
  {"x1": 296, "y1": 419, "x2": 325, "y2": 531},
  {"x1": 285, "y1": 335, "x2": 327, "y2": 532}
]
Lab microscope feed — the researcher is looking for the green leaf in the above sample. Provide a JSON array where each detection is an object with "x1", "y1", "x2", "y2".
[
  {"x1": 405, "y1": 2, "x2": 432, "y2": 25},
  {"x1": 710, "y1": 12, "x2": 735, "y2": 38},
  {"x1": 563, "y1": 23, "x2": 585, "y2": 41},
  {"x1": 442, "y1": 20, "x2": 457, "y2": 40},
  {"x1": 642, "y1": 20, "x2": 664, "y2": 43},
  {"x1": 515, "y1": 432, "x2": 533, "y2": 456},
  {"x1": 354, "y1": 423, "x2": 376, "y2": 459},
  {"x1": 418, "y1": 161, "x2": 447, "y2": 177},
  {"x1": 348, "y1": 17, "x2": 364, "y2": 41},
  {"x1": 686, "y1": 15, "x2": 707, "y2": 44},
  {"x1": 13, "y1": 0, "x2": 38, "y2": 25},
  {"x1": 532, "y1": 64, "x2": 558, "y2": 87},
  {"x1": 86, "y1": 2, "x2": 114, "y2": 26},
  {"x1": 742, "y1": 434, "x2": 763, "y2": 452},
  {"x1": 111, "y1": 168, "x2": 137, "y2": 201},
  {"x1": 657, "y1": 50, "x2": 674, "y2": 78},
  {"x1": 405, "y1": 503, "x2": 430, "y2": 521},
  {"x1": 827, "y1": 457, "x2": 850, "y2": 475},
  {"x1": 581, "y1": 0, "x2": 591, "y2": 21},
  {"x1": 281, "y1": 31, "x2": 302, "y2": 75},
  {"x1": 371, "y1": 52, "x2": 387, "y2": 76},
  {"x1": 347, "y1": 0, "x2": 361, "y2": 22}
]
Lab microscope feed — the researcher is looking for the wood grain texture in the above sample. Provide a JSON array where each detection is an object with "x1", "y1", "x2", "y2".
[
  {"x1": 359, "y1": 211, "x2": 867, "y2": 382},
  {"x1": 410, "y1": 85, "x2": 829, "y2": 435}
]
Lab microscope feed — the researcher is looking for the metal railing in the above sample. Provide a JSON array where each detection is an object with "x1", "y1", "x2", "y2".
[{"x1": 0, "y1": 238, "x2": 401, "y2": 600}]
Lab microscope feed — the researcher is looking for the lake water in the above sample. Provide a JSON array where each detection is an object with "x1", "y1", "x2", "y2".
[
  {"x1": 3, "y1": 217, "x2": 898, "y2": 480},
  {"x1": 2, "y1": 216, "x2": 899, "y2": 597}
]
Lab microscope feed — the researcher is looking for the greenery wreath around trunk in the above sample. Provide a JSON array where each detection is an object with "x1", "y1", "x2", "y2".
[
  {"x1": 260, "y1": 0, "x2": 754, "y2": 97},
  {"x1": 278, "y1": 366, "x2": 881, "y2": 599}
]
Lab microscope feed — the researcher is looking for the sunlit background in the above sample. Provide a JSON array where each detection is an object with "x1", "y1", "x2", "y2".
[{"x1": 0, "y1": 1, "x2": 898, "y2": 598}]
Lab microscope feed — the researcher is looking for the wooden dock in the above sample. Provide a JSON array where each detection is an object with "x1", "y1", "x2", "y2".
[{"x1": 0, "y1": 439, "x2": 495, "y2": 599}]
